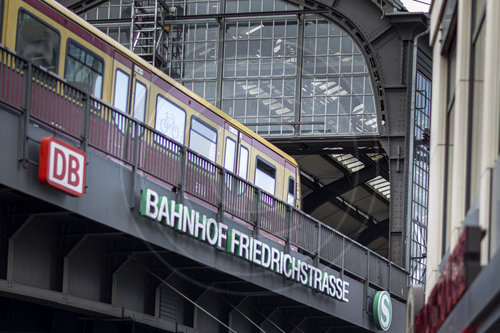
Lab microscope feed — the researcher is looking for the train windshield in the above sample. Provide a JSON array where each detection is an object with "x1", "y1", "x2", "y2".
[
  {"x1": 16, "y1": 10, "x2": 60, "y2": 71},
  {"x1": 65, "y1": 40, "x2": 103, "y2": 97}
]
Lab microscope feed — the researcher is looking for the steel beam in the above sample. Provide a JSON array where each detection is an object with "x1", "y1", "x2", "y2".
[
  {"x1": 354, "y1": 218, "x2": 389, "y2": 246},
  {"x1": 300, "y1": 174, "x2": 379, "y2": 229},
  {"x1": 302, "y1": 162, "x2": 383, "y2": 214},
  {"x1": 59, "y1": 0, "x2": 111, "y2": 15}
]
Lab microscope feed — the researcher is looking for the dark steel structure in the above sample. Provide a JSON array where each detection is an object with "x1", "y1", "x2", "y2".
[
  {"x1": 63, "y1": 0, "x2": 432, "y2": 273},
  {"x1": 0, "y1": 44, "x2": 408, "y2": 331},
  {"x1": 0, "y1": 0, "x2": 433, "y2": 330}
]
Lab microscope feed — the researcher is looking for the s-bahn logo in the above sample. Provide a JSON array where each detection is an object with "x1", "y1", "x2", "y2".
[
  {"x1": 373, "y1": 290, "x2": 392, "y2": 331},
  {"x1": 38, "y1": 137, "x2": 86, "y2": 197}
]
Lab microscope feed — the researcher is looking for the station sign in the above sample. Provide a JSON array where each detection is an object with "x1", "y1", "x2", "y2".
[
  {"x1": 373, "y1": 290, "x2": 392, "y2": 331},
  {"x1": 38, "y1": 137, "x2": 86, "y2": 197},
  {"x1": 140, "y1": 188, "x2": 350, "y2": 302}
]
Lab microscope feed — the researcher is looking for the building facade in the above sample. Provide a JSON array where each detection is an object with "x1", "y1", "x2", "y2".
[{"x1": 413, "y1": 0, "x2": 500, "y2": 332}]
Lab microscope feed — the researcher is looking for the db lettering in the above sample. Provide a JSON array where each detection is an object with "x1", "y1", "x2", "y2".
[
  {"x1": 39, "y1": 137, "x2": 86, "y2": 197},
  {"x1": 52, "y1": 147, "x2": 81, "y2": 187}
]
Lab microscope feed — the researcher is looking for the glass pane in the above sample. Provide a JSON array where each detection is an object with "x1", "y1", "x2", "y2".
[
  {"x1": 287, "y1": 178, "x2": 295, "y2": 205},
  {"x1": 155, "y1": 95, "x2": 186, "y2": 144},
  {"x1": 189, "y1": 118, "x2": 217, "y2": 162},
  {"x1": 224, "y1": 138, "x2": 236, "y2": 172},
  {"x1": 133, "y1": 81, "x2": 147, "y2": 122},
  {"x1": 238, "y1": 146, "x2": 249, "y2": 179},
  {"x1": 206, "y1": 81, "x2": 216, "y2": 100},
  {"x1": 469, "y1": 23, "x2": 485, "y2": 204},
  {"x1": 255, "y1": 159, "x2": 276, "y2": 195},
  {"x1": 65, "y1": 41, "x2": 104, "y2": 97},
  {"x1": 338, "y1": 115, "x2": 350, "y2": 133},
  {"x1": 114, "y1": 70, "x2": 129, "y2": 113},
  {"x1": 192, "y1": 118, "x2": 217, "y2": 142},
  {"x1": 16, "y1": 11, "x2": 60, "y2": 71}
]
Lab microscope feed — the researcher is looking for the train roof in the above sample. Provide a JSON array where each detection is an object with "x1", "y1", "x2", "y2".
[{"x1": 41, "y1": 0, "x2": 299, "y2": 169}]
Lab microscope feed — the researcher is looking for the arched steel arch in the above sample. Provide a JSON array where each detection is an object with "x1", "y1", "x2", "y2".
[
  {"x1": 269, "y1": 0, "x2": 429, "y2": 266},
  {"x1": 59, "y1": 0, "x2": 429, "y2": 267}
]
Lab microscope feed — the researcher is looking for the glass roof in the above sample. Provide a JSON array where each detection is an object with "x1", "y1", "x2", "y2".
[{"x1": 84, "y1": 0, "x2": 379, "y2": 137}]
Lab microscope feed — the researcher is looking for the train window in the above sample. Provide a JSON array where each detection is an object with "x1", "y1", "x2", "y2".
[
  {"x1": 65, "y1": 40, "x2": 103, "y2": 97},
  {"x1": 113, "y1": 70, "x2": 129, "y2": 113},
  {"x1": 255, "y1": 158, "x2": 276, "y2": 195},
  {"x1": 133, "y1": 81, "x2": 147, "y2": 122},
  {"x1": 238, "y1": 146, "x2": 249, "y2": 180},
  {"x1": 113, "y1": 70, "x2": 130, "y2": 113},
  {"x1": 224, "y1": 138, "x2": 236, "y2": 173},
  {"x1": 155, "y1": 95, "x2": 185, "y2": 144},
  {"x1": 287, "y1": 177, "x2": 295, "y2": 206},
  {"x1": 189, "y1": 118, "x2": 217, "y2": 162},
  {"x1": 16, "y1": 10, "x2": 60, "y2": 71}
]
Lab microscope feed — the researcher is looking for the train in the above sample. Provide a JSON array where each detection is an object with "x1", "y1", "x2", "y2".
[{"x1": 0, "y1": 0, "x2": 301, "y2": 208}]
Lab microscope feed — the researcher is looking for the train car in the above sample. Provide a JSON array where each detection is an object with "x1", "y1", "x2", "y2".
[{"x1": 0, "y1": 0, "x2": 301, "y2": 209}]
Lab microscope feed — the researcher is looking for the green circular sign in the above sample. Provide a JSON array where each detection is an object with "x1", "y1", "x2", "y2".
[{"x1": 373, "y1": 291, "x2": 392, "y2": 331}]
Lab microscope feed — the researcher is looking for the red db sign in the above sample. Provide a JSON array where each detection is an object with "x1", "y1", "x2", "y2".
[{"x1": 39, "y1": 137, "x2": 86, "y2": 197}]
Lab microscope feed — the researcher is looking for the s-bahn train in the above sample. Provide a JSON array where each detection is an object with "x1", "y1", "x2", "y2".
[{"x1": 0, "y1": 0, "x2": 301, "y2": 208}]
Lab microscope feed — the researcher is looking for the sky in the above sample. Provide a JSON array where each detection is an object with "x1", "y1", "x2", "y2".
[{"x1": 401, "y1": 0, "x2": 431, "y2": 12}]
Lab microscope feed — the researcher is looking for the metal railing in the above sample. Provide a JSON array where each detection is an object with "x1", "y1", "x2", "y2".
[{"x1": 0, "y1": 44, "x2": 408, "y2": 300}]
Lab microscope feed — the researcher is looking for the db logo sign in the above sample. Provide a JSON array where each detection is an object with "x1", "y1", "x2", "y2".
[{"x1": 38, "y1": 137, "x2": 86, "y2": 197}]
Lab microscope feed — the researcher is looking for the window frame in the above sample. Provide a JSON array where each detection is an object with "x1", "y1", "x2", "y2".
[
  {"x1": 64, "y1": 38, "x2": 105, "y2": 98},
  {"x1": 113, "y1": 69, "x2": 130, "y2": 113},
  {"x1": 254, "y1": 156, "x2": 276, "y2": 195},
  {"x1": 465, "y1": 1, "x2": 487, "y2": 209},
  {"x1": 287, "y1": 176, "x2": 295, "y2": 206},
  {"x1": 238, "y1": 145, "x2": 249, "y2": 180},
  {"x1": 155, "y1": 94, "x2": 186, "y2": 145},
  {"x1": 224, "y1": 137, "x2": 237, "y2": 173},
  {"x1": 188, "y1": 116, "x2": 218, "y2": 162},
  {"x1": 133, "y1": 80, "x2": 147, "y2": 122},
  {"x1": 442, "y1": 37, "x2": 457, "y2": 257},
  {"x1": 16, "y1": 9, "x2": 61, "y2": 71}
]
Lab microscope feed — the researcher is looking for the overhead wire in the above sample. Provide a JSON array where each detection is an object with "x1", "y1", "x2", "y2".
[
  {"x1": 132, "y1": 255, "x2": 297, "y2": 332},
  {"x1": 131, "y1": 256, "x2": 238, "y2": 333},
  {"x1": 216, "y1": 296, "x2": 268, "y2": 333},
  {"x1": 410, "y1": 0, "x2": 431, "y2": 5}
]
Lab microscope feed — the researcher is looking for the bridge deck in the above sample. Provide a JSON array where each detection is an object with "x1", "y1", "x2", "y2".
[{"x1": 0, "y1": 44, "x2": 407, "y2": 332}]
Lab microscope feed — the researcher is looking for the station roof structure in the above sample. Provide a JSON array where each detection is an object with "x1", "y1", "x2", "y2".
[{"x1": 56, "y1": 0, "x2": 429, "y2": 267}]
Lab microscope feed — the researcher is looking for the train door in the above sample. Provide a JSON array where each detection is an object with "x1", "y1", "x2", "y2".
[
  {"x1": 223, "y1": 125, "x2": 251, "y2": 182},
  {"x1": 283, "y1": 162, "x2": 298, "y2": 208},
  {"x1": 223, "y1": 125, "x2": 252, "y2": 218},
  {"x1": 130, "y1": 65, "x2": 150, "y2": 124},
  {"x1": 112, "y1": 58, "x2": 150, "y2": 127},
  {"x1": 112, "y1": 58, "x2": 132, "y2": 116},
  {"x1": 223, "y1": 124, "x2": 238, "y2": 175}
]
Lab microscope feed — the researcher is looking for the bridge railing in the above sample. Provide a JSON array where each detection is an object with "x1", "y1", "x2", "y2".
[{"x1": 0, "y1": 45, "x2": 408, "y2": 300}]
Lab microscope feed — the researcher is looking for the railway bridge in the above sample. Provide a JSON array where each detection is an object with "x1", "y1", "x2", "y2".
[{"x1": 0, "y1": 45, "x2": 407, "y2": 332}]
